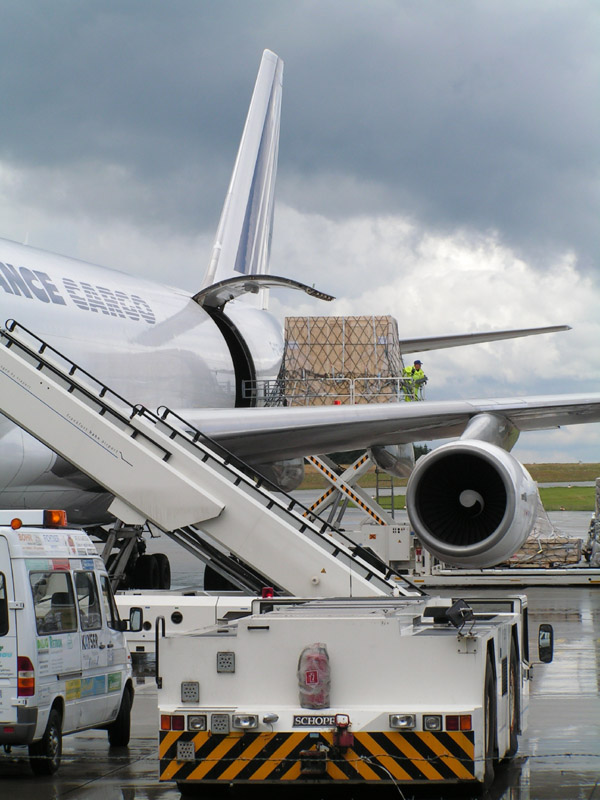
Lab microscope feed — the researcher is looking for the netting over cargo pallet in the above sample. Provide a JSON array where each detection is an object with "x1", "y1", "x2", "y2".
[{"x1": 281, "y1": 315, "x2": 408, "y2": 406}]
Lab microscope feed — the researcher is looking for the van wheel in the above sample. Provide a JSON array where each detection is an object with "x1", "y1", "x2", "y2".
[
  {"x1": 29, "y1": 708, "x2": 62, "y2": 775},
  {"x1": 108, "y1": 687, "x2": 132, "y2": 747}
]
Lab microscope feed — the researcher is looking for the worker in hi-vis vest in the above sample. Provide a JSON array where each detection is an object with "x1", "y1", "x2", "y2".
[{"x1": 402, "y1": 359, "x2": 427, "y2": 401}]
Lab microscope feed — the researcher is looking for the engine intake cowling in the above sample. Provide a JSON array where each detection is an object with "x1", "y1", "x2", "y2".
[{"x1": 405, "y1": 440, "x2": 538, "y2": 567}]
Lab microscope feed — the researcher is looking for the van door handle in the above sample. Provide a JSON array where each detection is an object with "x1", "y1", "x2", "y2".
[
  {"x1": 99, "y1": 644, "x2": 106, "y2": 649},
  {"x1": 107, "y1": 643, "x2": 114, "y2": 648}
]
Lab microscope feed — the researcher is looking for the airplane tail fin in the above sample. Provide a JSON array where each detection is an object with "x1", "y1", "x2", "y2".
[{"x1": 201, "y1": 50, "x2": 283, "y2": 289}]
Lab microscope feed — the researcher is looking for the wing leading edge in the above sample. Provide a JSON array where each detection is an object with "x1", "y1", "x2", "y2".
[
  {"x1": 399, "y1": 324, "x2": 571, "y2": 354},
  {"x1": 177, "y1": 393, "x2": 600, "y2": 463}
]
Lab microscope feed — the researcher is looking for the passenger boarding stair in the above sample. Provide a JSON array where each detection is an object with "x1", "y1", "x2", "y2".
[{"x1": 0, "y1": 321, "x2": 421, "y2": 598}]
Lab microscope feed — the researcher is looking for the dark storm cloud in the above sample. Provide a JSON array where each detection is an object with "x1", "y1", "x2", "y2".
[
  {"x1": 275, "y1": 1, "x2": 600, "y2": 269},
  {"x1": 0, "y1": 1, "x2": 598, "y2": 267}
]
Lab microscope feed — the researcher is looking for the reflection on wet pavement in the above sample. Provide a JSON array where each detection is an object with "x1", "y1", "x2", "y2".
[{"x1": 0, "y1": 587, "x2": 598, "y2": 799}]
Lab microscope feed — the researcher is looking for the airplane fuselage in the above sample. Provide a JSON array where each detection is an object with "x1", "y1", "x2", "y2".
[
  {"x1": 0, "y1": 237, "x2": 284, "y2": 521},
  {"x1": 0, "y1": 237, "x2": 285, "y2": 404}
]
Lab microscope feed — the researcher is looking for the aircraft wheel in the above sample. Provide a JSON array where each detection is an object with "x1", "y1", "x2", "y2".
[
  {"x1": 29, "y1": 708, "x2": 62, "y2": 775},
  {"x1": 154, "y1": 553, "x2": 171, "y2": 590},
  {"x1": 133, "y1": 554, "x2": 160, "y2": 589}
]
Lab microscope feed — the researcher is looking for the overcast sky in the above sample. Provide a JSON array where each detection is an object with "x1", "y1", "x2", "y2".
[{"x1": 0, "y1": 1, "x2": 599, "y2": 462}]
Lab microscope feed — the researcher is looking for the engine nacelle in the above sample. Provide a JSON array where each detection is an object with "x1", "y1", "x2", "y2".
[{"x1": 405, "y1": 440, "x2": 538, "y2": 567}]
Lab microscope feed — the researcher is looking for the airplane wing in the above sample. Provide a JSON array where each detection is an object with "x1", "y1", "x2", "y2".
[
  {"x1": 399, "y1": 325, "x2": 571, "y2": 354},
  {"x1": 178, "y1": 393, "x2": 600, "y2": 463}
]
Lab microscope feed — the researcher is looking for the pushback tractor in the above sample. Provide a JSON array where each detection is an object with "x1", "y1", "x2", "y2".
[{"x1": 156, "y1": 594, "x2": 554, "y2": 793}]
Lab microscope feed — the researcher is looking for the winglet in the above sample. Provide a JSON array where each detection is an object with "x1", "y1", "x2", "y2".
[{"x1": 201, "y1": 50, "x2": 283, "y2": 289}]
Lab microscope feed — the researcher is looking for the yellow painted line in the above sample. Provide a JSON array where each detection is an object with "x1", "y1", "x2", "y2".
[
  {"x1": 419, "y1": 732, "x2": 475, "y2": 779},
  {"x1": 380, "y1": 732, "x2": 438, "y2": 780},
  {"x1": 249, "y1": 733, "x2": 307, "y2": 781},
  {"x1": 218, "y1": 733, "x2": 274, "y2": 781},
  {"x1": 187, "y1": 734, "x2": 243, "y2": 781}
]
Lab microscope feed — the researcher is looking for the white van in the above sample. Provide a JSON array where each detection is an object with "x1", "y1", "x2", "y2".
[{"x1": 0, "y1": 510, "x2": 135, "y2": 775}]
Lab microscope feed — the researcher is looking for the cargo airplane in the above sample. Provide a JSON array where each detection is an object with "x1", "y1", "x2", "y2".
[{"x1": 0, "y1": 49, "x2": 598, "y2": 570}]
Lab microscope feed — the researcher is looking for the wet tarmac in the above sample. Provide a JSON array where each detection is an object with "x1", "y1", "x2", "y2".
[
  {"x1": 1, "y1": 507, "x2": 599, "y2": 798},
  {"x1": 1, "y1": 585, "x2": 598, "y2": 799}
]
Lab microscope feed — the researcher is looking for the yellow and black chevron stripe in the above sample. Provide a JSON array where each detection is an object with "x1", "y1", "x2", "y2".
[
  {"x1": 306, "y1": 485, "x2": 336, "y2": 513},
  {"x1": 305, "y1": 455, "x2": 386, "y2": 525},
  {"x1": 352, "y1": 453, "x2": 370, "y2": 471},
  {"x1": 159, "y1": 729, "x2": 476, "y2": 784}
]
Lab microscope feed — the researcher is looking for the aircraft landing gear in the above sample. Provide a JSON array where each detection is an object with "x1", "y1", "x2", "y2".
[{"x1": 90, "y1": 522, "x2": 172, "y2": 590}]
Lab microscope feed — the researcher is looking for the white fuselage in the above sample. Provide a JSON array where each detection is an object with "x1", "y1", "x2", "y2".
[{"x1": 0, "y1": 237, "x2": 284, "y2": 520}]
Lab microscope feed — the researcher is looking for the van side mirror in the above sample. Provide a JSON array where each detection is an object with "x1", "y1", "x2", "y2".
[
  {"x1": 129, "y1": 607, "x2": 143, "y2": 633},
  {"x1": 538, "y1": 623, "x2": 554, "y2": 663}
]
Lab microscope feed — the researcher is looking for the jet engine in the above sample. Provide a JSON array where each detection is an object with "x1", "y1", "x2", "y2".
[{"x1": 405, "y1": 439, "x2": 538, "y2": 567}]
